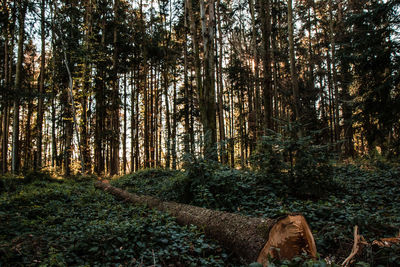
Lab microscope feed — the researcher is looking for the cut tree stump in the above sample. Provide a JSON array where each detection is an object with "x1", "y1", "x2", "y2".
[{"x1": 95, "y1": 180, "x2": 317, "y2": 265}]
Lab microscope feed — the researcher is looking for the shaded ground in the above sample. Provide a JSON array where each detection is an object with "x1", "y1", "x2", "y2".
[
  {"x1": 112, "y1": 163, "x2": 400, "y2": 265},
  {"x1": 0, "y1": 177, "x2": 240, "y2": 266}
]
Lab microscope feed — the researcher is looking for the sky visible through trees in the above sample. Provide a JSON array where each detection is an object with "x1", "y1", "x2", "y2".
[{"x1": 1, "y1": 0, "x2": 400, "y2": 175}]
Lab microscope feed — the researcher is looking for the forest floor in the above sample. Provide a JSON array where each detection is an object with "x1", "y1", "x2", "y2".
[{"x1": 1, "y1": 161, "x2": 399, "y2": 266}]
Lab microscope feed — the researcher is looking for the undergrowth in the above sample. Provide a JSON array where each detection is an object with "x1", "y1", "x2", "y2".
[
  {"x1": 113, "y1": 162, "x2": 400, "y2": 266},
  {"x1": 1, "y1": 157, "x2": 399, "y2": 266},
  {"x1": 0, "y1": 176, "x2": 240, "y2": 266}
]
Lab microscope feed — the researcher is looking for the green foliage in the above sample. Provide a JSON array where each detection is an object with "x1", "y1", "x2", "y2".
[
  {"x1": 24, "y1": 170, "x2": 54, "y2": 183},
  {"x1": 3, "y1": 163, "x2": 399, "y2": 266},
  {"x1": 0, "y1": 174, "x2": 25, "y2": 193},
  {"x1": 251, "y1": 126, "x2": 338, "y2": 199},
  {"x1": 0, "y1": 176, "x2": 240, "y2": 266},
  {"x1": 114, "y1": 162, "x2": 400, "y2": 266}
]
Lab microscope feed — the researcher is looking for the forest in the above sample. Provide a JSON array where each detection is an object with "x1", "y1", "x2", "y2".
[{"x1": 0, "y1": 0, "x2": 400, "y2": 266}]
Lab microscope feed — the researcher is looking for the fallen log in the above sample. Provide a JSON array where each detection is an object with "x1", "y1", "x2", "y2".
[{"x1": 95, "y1": 180, "x2": 316, "y2": 265}]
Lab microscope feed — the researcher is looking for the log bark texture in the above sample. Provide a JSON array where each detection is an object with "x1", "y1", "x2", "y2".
[{"x1": 95, "y1": 180, "x2": 316, "y2": 264}]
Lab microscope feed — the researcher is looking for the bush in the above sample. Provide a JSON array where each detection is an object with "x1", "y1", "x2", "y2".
[
  {"x1": 0, "y1": 174, "x2": 25, "y2": 193},
  {"x1": 251, "y1": 125, "x2": 338, "y2": 199},
  {"x1": 181, "y1": 157, "x2": 256, "y2": 209},
  {"x1": 0, "y1": 178, "x2": 239, "y2": 266},
  {"x1": 24, "y1": 170, "x2": 54, "y2": 183}
]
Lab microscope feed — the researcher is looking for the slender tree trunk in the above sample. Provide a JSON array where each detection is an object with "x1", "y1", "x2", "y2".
[
  {"x1": 186, "y1": 0, "x2": 202, "y2": 103},
  {"x1": 35, "y1": 0, "x2": 46, "y2": 170},
  {"x1": 288, "y1": 0, "x2": 301, "y2": 127},
  {"x1": 163, "y1": 68, "x2": 171, "y2": 168},
  {"x1": 200, "y1": 0, "x2": 217, "y2": 160},
  {"x1": 1, "y1": 2, "x2": 10, "y2": 173},
  {"x1": 259, "y1": 0, "x2": 273, "y2": 131},
  {"x1": 327, "y1": 50, "x2": 335, "y2": 143},
  {"x1": 12, "y1": 0, "x2": 26, "y2": 174},
  {"x1": 94, "y1": 18, "x2": 107, "y2": 174},
  {"x1": 110, "y1": 0, "x2": 120, "y2": 175},
  {"x1": 80, "y1": 0, "x2": 93, "y2": 173},
  {"x1": 150, "y1": 65, "x2": 154, "y2": 167},
  {"x1": 249, "y1": 0, "x2": 259, "y2": 146},
  {"x1": 135, "y1": 66, "x2": 140, "y2": 170},
  {"x1": 50, "y1": 2, "x2": 57, "y2": 169},
  {"x1": 271, "y1": 0, "x2": 279, "y2": 129},
  {"x1": 24, "y1": 86, "x2": 33, "y2": 171},
  {"x1": 130, "y1": 70, "x2": 135, "y2": 172},
  {"x1": 123, "y1": 74, "x2": 127, "y2": 174},
  {"x1": 229, "y1": 82, "x2": 235, "y2": 167},
  {"x1": 183, "y1": 1, "x2": 190, "y2": 155},
  {"x1": 1, "y1": 104, "x2": 9, "y2": 174},
  {"x1": 216, "y1": 0, "x2": 227, "y2": 164},
  {"x1": 172, "y1": 68, "x2": 177, "y2": 169},
  {"x1": 329, "y1": 0, "x2": 340, "y2": 149}
]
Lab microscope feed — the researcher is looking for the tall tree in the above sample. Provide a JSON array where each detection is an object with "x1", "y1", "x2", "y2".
[
  {"x1": 11, "y1": 0, "x2": 27, "y2": 174},
  {"x1": 259, "y1": 0, "x2": 273, "y2": 131},
  {"x1": 110, "y1": 0, "x2": 120, "y2": 175},
  {"x1": 35, "y1": 0, "x2": 46, "y2": 170},
  {"x1": 287, "y1": 0, "x2": 301, "y2": 126},
  {"x1": 199, "y1": 0, "x2": 217, "y2": 160}
]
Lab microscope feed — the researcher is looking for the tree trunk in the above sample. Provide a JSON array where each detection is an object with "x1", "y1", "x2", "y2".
[
  {"x1": 200, "y1": 0, "x2": 217, "y2": 161},
  {"x1": 11, "y1": 0, "x2": 26, "y2": 174},
  {"x1": 249, "y1": 0, "x2": 259, "y2": 149},
  {"x1": 50, "y1": 1, "x2": 57, "y2": 169},
  {"x1": 288, "y1": 0, "x2": 301, "y2": 132},
  {"x1": 259, "y1": 0, "x2": 273, "y2": 131},
  {"x1": 80, "y1": 0, "x2": 93, "y2": 173},
  {"x1": 163, "y1": 68, "x2": 171, "y2": 169},
  {"x1": 123, "y1": 74, "x2": 127, "y2": 174},
  {"x1": 172, "y1": 67, "x2": 177, "y2": 169},
  {"x1": 135, "y1": 67, "x2": 140, "y2": 170},
  {"x1": 216, "y1": 0, "x2": 227, "y2": 164},
  {"x1": 95, "y1": 181, "x2": 317, "y2": 265},
  {"x1": 94, "y1": 17, "x2": 107, "y2": 175},
  {"x1": 183, "y1": 1, "x2": 190, "y2": 156},
  {"x1": 36, "y1": 0, "x2": 46, "y2": 170},
  {"x1": 110, "y1": 0, "x2": 120, "y2": 175},
  {"x1": 2, "y1": 1, "x2": 10, "y2": 173},
  {"x1": 329, "y1": 0, "x2": 340, "y2": 145},
  {"x1": 24, "y1": 75, "x2": 33, "y2": 171}
]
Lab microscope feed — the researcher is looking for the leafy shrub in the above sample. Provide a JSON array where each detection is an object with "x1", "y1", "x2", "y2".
[
  {"x1": 181, "y1": 158, "x2": 256, "y2": 209},
  {"x1": 112, "y1": 162, "x2": 400, "y2": 265},
  {"x1": 0, "y1": 174, "x2": 25, "y2": 193},
  {"x1": 251, "y1": 126, "x2": 338, "y2": 199},
  {"x1": 0, "y1": 177, "x2": 240, "y2": 266},
  {"x1": 112, "y1": 168, "x2": 184, "y2": 200},
  {"x1": 24, "y1": 170, "x2": 54, "y2": 183}
]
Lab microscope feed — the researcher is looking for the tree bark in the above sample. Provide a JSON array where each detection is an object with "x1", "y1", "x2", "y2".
[
  {"x1": 200, "y1": 0, "x2": 217, "y2": 161},
  {"x1": 259, "y1": 0, "x2": 273, "y2": 131},
  {"x1": 172, "y1": 67, "x2": 177, "y2": 169},
  {"x1": 110, "y1": 0, "x2": 120, "y2": 175},
  {"x1": 95, "y1": 181, "x2": 317, "y2": 265},
  {"x1": 94, "y1": 13, "x2": 107, "y2": 174},
  {"x1": 183, "y1": 0, "x2": 190, "y2": 156},
  {"x1": 11, "y1": 0, "x2": 27, "y2": 174},
  {"x1": 50, "y1": 1, "x2": 57, "y2": 169},
  {"x1": 80, "y1": 0, "x2": 93, "y2": 173},
  {"x1": 35, "y1": 0, "x2": 46, "y2": 170},
  {"x1": 130, "y1": 70, "x2": 136, "y2": 172},
  {"x1": 163, "y1": 68, "x2": 171, "y2": 169},
  {"x1": 123, "y1": 74, "x2": 127, "y2": 174},
  {"x1": 288, "y1": 0, "x2": 301, "y2": 133},
  {"x1": 1, "y1": 0, "x2": 10, "y2": 173},
  {"x1": 216, "y1": 0, "x2": 227, "y2": 164}
]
